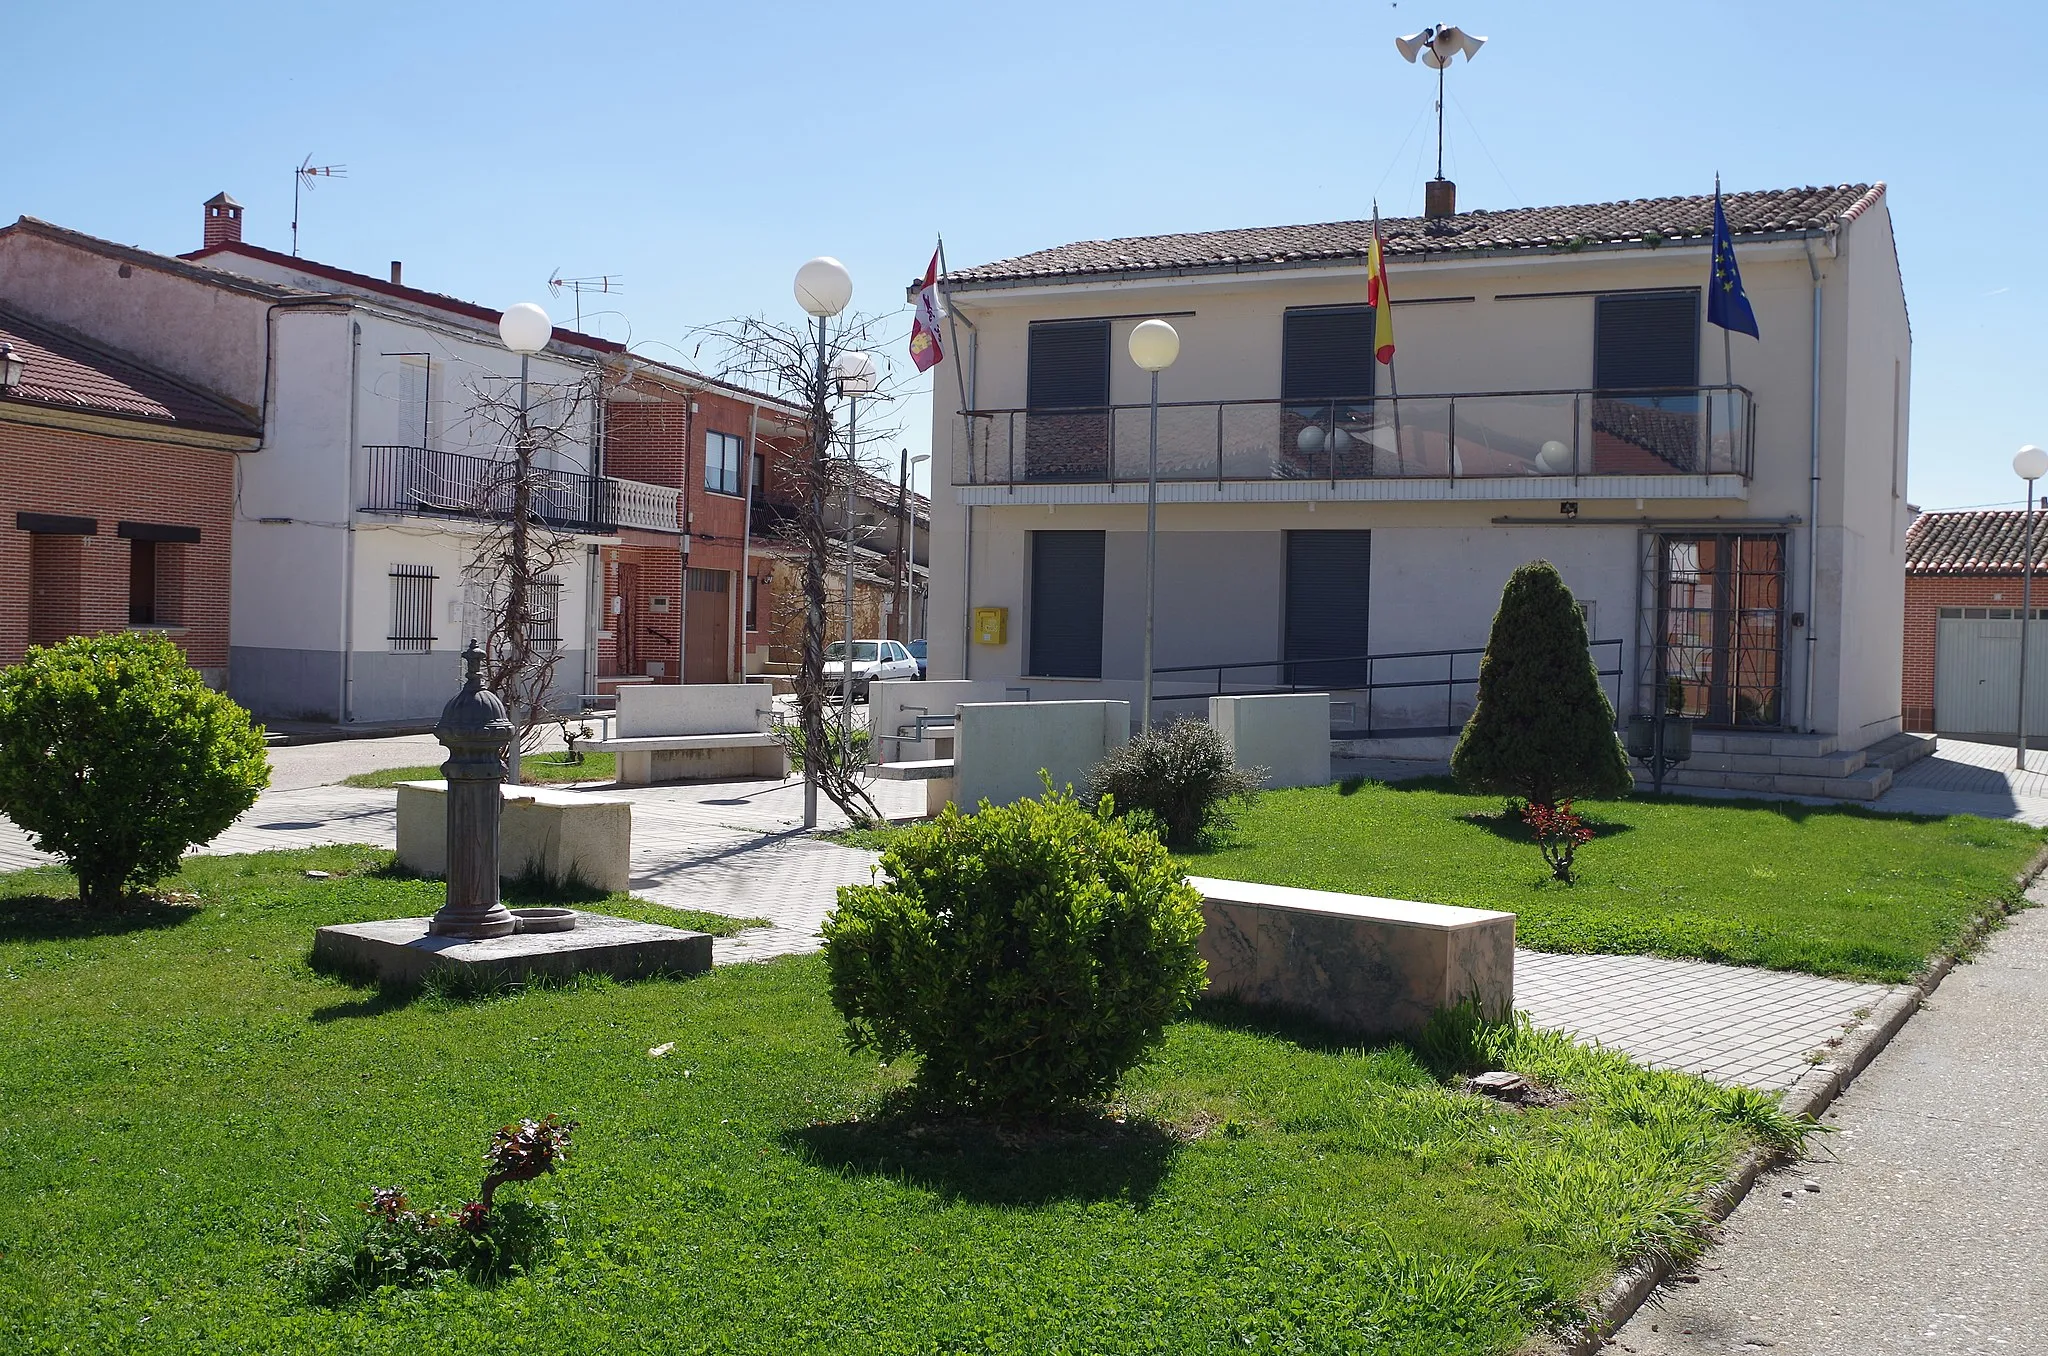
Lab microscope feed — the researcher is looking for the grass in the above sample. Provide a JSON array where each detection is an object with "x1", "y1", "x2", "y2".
[
  {"x1": 1184, "y1": 777, "x2": 2043, "y2": 983},
  {"x1": 0, "y1": 847, "x2": 1804, "y2": 1355},
  {"x1": 344, "y1": 751, "x2": 616, "y2": 789}
]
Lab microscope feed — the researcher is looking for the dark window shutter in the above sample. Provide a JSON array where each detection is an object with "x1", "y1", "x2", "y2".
[
  {"x1": 1284, "y1": 530, "x2": 1371, "y2": 685},
  {"x1": 1027, "y1": 321, "x2": 1110, "y2": 410},
  {"x1": 1283, "y1": 307, "x2": 1375, "y2": 401},
  {"x1": 1595, "y1": 291, "x2": 1700, "y2": 390},
  {"x1": 1030, "y1": 530, "x2": 1105, "y2": 678}
]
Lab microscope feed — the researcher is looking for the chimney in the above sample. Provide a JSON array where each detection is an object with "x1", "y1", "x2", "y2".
[
  {"x1": 202, "y1": 192, "x2": 244, "y2": 249},
  {"x1": 389, "y1": 261, "x2": 403, "y2": 285},
  {"x1": 1424, "y1": 178, "x2": 1457, "y2": 221}
]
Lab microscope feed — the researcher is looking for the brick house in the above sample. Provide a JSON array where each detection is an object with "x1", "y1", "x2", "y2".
[
  {"x1": 748, "y1": 462, "x2": 932, "y2": 671},
  {"x1": 0, "y1": 306, "x2": 259, "y2": 684},
  {"x1": 1902, "y1": 510, "x2": 2048, "y2": 735}
]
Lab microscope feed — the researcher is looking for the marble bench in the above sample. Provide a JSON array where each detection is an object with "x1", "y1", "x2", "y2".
[
  {"x1": 591, "y1": 684, "x2": 786, "y2": 785},
  {"x1": 1187, "y1": 875, "x2": 1514, "y2": 1037},
  {"x1": 395, "y1": 781, "x2": 631, "y2": 892}
]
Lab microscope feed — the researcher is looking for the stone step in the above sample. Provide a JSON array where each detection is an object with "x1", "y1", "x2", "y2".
[
  {"x1": 1686, "y1": 729, "x2": 1842, "y2": 758},
  {"x1": 1865, "y1": 731, "x2": 1938, "y2": 772},
  {"x1": 1641, "y1": 762, "x2": 1892, "y2": 800},
  {"x1": 1674, "y1": 748, "x2": 1871, "y2": 778}
]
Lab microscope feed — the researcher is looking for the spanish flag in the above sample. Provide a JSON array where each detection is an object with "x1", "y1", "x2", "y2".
[{"x1": 1366, "y1": 207, "x2": 1395, "y2": 365}]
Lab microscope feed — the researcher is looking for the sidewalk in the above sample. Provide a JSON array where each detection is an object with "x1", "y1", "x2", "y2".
[{"x1": 1613, "y1": 892, "x2": 2048, "y2": 1354}]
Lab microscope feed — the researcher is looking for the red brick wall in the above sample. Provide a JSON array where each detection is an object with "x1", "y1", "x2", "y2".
[
  {"x1": 1902, "y1": 572, "x2": 2039, "y2": 732},
  {"x1": 0, "y1": 419, "x2": 233, "y2": 674}
]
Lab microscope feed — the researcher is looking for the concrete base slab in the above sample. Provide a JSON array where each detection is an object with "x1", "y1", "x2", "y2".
[{"x1": 311, "y1": 912, "x2": 712, "y2": 987}]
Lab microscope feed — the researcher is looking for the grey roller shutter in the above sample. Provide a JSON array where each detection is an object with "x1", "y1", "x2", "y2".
[
  {"x1": 1027, "y1": 320, "x2": 1110, "y2": 409},
  {"x1": 1595, "y1": 291, "x2": 1700, "y2": 390},
  {"x1": 1030, "y1": 530, "x2": 1105, "y2": 678},
  {"x1": 1283, "y1": 306, "x2": 1375, "y2": 401},
  {"x1": 1284, "y1": 530, "x2": 1371, "y2": 685}
]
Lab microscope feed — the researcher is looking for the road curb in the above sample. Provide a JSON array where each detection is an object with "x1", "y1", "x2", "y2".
[{"x1": 1558, "y1": 841, "x2": 2048, "y2": 1354}]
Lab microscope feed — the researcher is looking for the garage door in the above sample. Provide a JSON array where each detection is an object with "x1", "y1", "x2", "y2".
[{"x1": 1935, "y1": 608, "x2": 2048, "y2": 736}]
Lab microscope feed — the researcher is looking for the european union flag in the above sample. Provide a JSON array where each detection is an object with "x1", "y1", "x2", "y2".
[{"x1": 1708, "y1": 188, "x2": 1760, "y2": 339}]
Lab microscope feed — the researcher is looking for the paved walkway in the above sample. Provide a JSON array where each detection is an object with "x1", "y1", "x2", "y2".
[{"x1": 1614, "y1": 892, "x2": 2048, "y2": 1354}]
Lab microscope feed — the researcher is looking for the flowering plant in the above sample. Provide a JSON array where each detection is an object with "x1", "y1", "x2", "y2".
[{"x1": 1522, "y1": 799, "x2": 1596, "y2": 883}]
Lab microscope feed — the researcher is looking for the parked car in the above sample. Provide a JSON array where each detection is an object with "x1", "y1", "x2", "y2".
[
  {"x1": 907, "y1": 638, "x2": 928, "y2": 680},
  {"x1": 823, "y1": 640, "x2": 920, "y2": 701}
]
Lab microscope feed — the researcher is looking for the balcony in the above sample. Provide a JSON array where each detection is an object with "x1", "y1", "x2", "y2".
[
  {"x1": 951, "y1": 386, "x2": 1753, "y2": 490},
  {"x1": 362, "y1": 445, "x2": 682, "y2": 534}
]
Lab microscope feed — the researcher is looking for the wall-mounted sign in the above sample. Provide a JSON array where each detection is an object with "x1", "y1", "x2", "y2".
[{"x1": 649, "y1": 596, "x2": 671, "y2": 613}]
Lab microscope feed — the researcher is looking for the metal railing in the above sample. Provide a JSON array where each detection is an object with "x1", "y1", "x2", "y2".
[
  {"x1": 951, "y1": 386, "x2": 1754, "y2": 487},
  {"x1": 361, "y1": 445, "x2": 681, "y2": 533},
  {"x1": 1151, "y1": 639, "x2": 1626, "y2": 738}
]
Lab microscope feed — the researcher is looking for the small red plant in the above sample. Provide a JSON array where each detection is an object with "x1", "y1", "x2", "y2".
[
  {"x1": 479, "y1": 1114, "x2": 577, "y2": 1212},
  {"x1": 1522, "y1": 799, "x2": 1596, "y2": 883}
]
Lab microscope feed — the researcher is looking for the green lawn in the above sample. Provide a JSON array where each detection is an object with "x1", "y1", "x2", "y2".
[
  {"x1": 344, "y1": 751, "x2": 616, "y2": 789},
  {"x1": 1185, "y1": 778, "x2": 2042, "y2": 983},
  {"x1": 2, "y1": 848, "x2": 1804, "y2": 1355}
]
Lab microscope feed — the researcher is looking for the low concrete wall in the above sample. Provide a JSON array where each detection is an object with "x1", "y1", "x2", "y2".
[
  {"x1": 870, "y1": 679, "x2": 1014, "y2": 764},
  {"x1": 941, "y1": 699, "x2": 1131, "y2": 813},
  {"x1": 615, "y1": 741, "x2": 785, "y2": 785},
  {"x1": 1210, "y1": 693, "x2": 1331, "y2": 789},
  {"x1": 1189, "y1": 875, "x2": 1514, "y2": 1037},
  {"x1": 617, "y1": 684, "x2": 775, "y2": 737},
  {"x1": 395, "y1": 781, "x2": 631, "y2": 892}
]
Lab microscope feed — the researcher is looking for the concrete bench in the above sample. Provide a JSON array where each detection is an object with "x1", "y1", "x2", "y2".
[
  {"x1": 1188, "y1": 875, "x2": 1513, "y2": 1037},
  {"x1": 593, "y1": 684, "x2": 786, "y2": 785},
  {"x1": 872, "y1": 758, "x2": 956, "y2": 782},
  {"x1": 396, "y1": 781, "x2": 632, "y2": 893}
]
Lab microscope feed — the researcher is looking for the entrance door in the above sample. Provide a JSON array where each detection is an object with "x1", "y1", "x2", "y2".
[
  {"x1": 1655, "y1": 534, "x2": 1785, "y2": 726},
  {"x1": 685, "y1": 568, "x2": 730, "y2": 684},
  {"x1": 617, "y1": 563, "x2": 643, "y2": 675},
  {"x1": 1284, "y1": 530, "x2": 1371, "y2": 686}
]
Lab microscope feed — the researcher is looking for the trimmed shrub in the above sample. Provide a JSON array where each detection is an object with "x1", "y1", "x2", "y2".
[
  {"x1": 0, "y1": 634, "x2": 269, "y2": 905},
  {"x1": 1087, "y1": 717, "x2": 1265, "y2": 849},
  {"x1": 823, "y1": 785, "x2": 1208, "y2": 1112},
  {"x1": 1451, "y1": 561, "x2": 1632, "y2": 810}
]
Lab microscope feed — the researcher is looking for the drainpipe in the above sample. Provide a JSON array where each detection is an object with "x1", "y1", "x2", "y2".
[
  {"x1": 342, "y1": 317, "x2": 362, "y2": 723},
  {"x1": 1802, "y1": 239, "x2": 1824, "y2": 734}
]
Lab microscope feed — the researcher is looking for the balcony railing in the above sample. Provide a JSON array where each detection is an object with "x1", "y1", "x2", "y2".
[
  {"x1": 362, "y1": 446, "x2": 682, "y2": 533},
  {"x1": 951, "y1": 386, "x2": 1754, "y2": 488}
]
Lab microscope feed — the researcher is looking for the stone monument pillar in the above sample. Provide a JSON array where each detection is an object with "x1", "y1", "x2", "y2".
[{"x1": 428, "y1": 641, "x2": 517, "y2": 938}]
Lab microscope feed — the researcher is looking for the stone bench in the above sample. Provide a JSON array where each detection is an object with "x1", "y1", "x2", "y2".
[
  {"x1": 1188, "y1": 875, "x2": 1513, "y2": 1037},
  {"x1": 592, "y1": 683, "x2": 785, "y2": 785},
  {"x1": 872, "y1": 758, "x2": 956, "y2": 781},
  {"x1": 396, "y1": 781, "x2": 631, "y2": 893}
]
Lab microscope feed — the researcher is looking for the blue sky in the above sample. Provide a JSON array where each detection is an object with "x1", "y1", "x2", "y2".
[{"x1": 6, "y1": 1, "x2": 2040, "y2": 508}]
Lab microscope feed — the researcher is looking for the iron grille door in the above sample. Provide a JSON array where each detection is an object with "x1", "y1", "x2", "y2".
[
  {"x1": 1029, "y1": 530, "x2": 1105, "y2": 678},
  {"x1": 1284, "y1": 530, "x2": 1372, "y2": 687},
  {"x1": 1654, "y1": 534, "x2": 1785, "y2": 727}
]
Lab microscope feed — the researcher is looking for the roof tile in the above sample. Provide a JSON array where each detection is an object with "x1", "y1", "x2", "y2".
[{"x1": 1906, "y1": 511, "x2": 2048, "y2": 575}]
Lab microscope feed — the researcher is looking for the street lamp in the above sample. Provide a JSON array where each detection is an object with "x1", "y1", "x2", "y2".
[
  {"x1": 793, "y1": 257, "x2": 852, "y2": 830},
  {"x1": 2015, "y1": 444, "x2": 2048, "y2": 770},
  {"x1": 495, "y1": 301, "x2": 554, "y2": 786},
  {"x1": 898, "y1": 451, "x2": 931, "y2": 644},
  {"x1": 836, "y1": 348, "x2": 880, "y2": 741},
  {"x1": 1128, "y1": 318, "x2": 1180, "y2": 733}
]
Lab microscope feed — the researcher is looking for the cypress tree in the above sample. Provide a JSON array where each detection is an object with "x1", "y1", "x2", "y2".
[{"x1": 1450, "y1": 560, "x2": 1633, "y2": 808}]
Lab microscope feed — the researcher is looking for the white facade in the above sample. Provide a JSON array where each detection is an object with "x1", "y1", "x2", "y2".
[{"x1": 927, "y1": 187, "x2": 1911, "y2": 749}]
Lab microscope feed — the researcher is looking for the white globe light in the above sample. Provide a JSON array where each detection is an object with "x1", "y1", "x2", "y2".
[
  {"x1": 1127, "y1": 318, "x2": 1180, "y2": 372},
  {"x1": 1296, "y1": 425, "x2": 1326, "y2": 454},
  {"x1": 1537, "y1": 440, "x2": 1573, "y2": 474},
  {"x1": 794, "y1": 257, "x2": 853, "y2": 317},
  {"x1": 498, "y1": 302, "x2": 553, "y2": 355},
  {"x1": 1331, "y1": 427, "x2": 1354, "y2": 454},
  {"x1": 836, "y1": 349, "x2": 879, "y2": 396},
  {"x1": 2017, "y1": 445, "x2": 2048, "y2": 482}
]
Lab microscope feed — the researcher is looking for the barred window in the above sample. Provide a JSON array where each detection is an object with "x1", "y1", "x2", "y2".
[
  {"x1": 389, "y1": 565, "x2": 436, "y2": 653},
  {"x1": 528, "y1": 575, "x2": 563, "y2": 649}
]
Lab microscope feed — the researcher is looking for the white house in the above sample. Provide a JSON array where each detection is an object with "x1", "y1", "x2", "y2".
[
  {"x1": 926, "y1": 182, "x2": 1913, "y2": 793},
  {"x1": 0, "y1": 196, "x2": 683, "y2": 724}
]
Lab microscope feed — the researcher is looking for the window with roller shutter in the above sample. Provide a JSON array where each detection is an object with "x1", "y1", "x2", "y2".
[{"x1": 1024, "y1": 320, "x2": 1110, "y2": 480}]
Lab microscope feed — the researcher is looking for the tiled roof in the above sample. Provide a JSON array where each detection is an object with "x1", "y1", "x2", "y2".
[
  {"x1": 6, "y1": 216, "x2": 313, "y2": 300},
  {"x1": 1906, "y1": 511, "x2": 2048, "y2": 575},
  {"x1": 946, "y1": 183, "x2": 1884, "y2": 288},
  {"x1": 0, "y1": 306, "x2": 259, "y2": 437}
]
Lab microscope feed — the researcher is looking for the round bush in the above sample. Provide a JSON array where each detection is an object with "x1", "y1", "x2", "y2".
[
  {"x1": 1087, "y1": 717, "x2": 1265, "y2": 849},
  {"x1": 823, "y1": 786, "x2": 1208, "y2": 1112},
  {"x1": 0, "y1": 634, "x2": 270, "y2": 905}
]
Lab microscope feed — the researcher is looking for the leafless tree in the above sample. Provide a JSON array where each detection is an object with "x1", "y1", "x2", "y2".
[{"x1": 691, "y1": 312, "x2": 907, "y2": 827}]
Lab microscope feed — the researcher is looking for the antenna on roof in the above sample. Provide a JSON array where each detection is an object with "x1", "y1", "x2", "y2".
[
  {"x1": 291, "y1": 154, "x2": 347, "y2": 257},
  {"x1": 546, "y1": 271, "x2": 624, "y2": 331},
  {"x1": 1395, "y1": 23, "x2": 1484, "y2": 218}
]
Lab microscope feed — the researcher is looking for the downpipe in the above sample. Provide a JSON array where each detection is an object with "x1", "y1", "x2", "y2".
[{"x1": 1802, "y1": 239, "x2": 1824, "y2": 734}]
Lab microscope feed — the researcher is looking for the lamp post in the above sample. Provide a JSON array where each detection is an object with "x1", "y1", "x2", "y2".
[
  {"x1": 835, "y1": 349, "x2": 879, "y2": 740},
  {"x1": 1128, "y1": 319, "x2": 1180, "y2": 733},
  {"x1": 2014, "y1": 444, "x2": 2048, "y2": 770},
  {"x1": 495, "y1": 301, "x2": 554, "y2": 786},
  {"x1": 898, "y1": 451, "x2": 930, "y2": 642},
  {"x1": 794, "y1": 257, "x2": 853, "y2": 830}
]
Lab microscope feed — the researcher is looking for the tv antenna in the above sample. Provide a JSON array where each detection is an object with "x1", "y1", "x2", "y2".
[
  {"x1": 291, "y1": 154, "x2": 347, "y2": 256},
  {"x1": 1395, "y1": 24, "x2": 1485, "y2": 181},
  {"x1": 546, "y1": 271, "x2": 624, "y2": 331}
]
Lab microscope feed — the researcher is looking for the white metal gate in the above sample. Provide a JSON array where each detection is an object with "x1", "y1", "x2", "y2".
[{"x1": 1935, "y1": 610, "x2": 2048, "y2": 736}]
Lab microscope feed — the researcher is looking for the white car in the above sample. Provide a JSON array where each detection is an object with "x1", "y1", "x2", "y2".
[{"x1": 823, "y1": 640, "x2": 920, "y2": 701}]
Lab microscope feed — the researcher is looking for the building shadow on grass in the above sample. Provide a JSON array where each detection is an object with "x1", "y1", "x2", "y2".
[
  {"x1": 1190, "y1": 993, "x2": 1391, "y2": 1057},
  {"x1": 783, "y1": 1107, "x2": 1182, "y2": 1208},
  {"x1": 0, "y1": 892, "x2": 201, "y2": 944}
]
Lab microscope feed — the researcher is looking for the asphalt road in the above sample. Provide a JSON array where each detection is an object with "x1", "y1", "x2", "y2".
[{"x1": 1613, "y1": 898, "x2": 2048, "y2": 1355}]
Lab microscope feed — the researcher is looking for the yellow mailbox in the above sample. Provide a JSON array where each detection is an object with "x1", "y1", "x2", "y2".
[{"x1": 973, "y1": 606, "x2": 1008, "y2": 646}]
